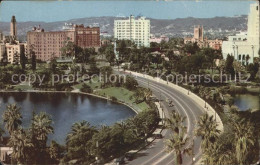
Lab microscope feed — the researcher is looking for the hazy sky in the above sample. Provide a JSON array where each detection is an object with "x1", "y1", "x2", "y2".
[{"x1": 0, "y1": 1, "x2": 258, "y2": 22}]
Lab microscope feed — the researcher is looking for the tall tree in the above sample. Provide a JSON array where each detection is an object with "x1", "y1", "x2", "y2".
[
  {"x1": 2, "y1": 104, "x2": 22, "y2": 135},
  {"x1": 31, "y1": 53, "x2": 36, "y2": 71},
  {"x1": 20, "y1": 45, "x2": 26, "y2": 70},
  {"x1": 31, "y1": 112, "x2": 54, "y2": 163},
  {"x1": 195, "y1": 113, "x2": 220, "y2": 153},
  {"x1": 165, "y1": 111, "x2": 186, "y2": 134},
  {"x1": 165, "y1": 130, "x2": 192, "y2": 165},
  {"x1": 65, "y1": 121, "x2": 97, "y2": 163},
  {"x1": 8, "y1": 128, "x2": 33, "y2": 164},
  {"x1": 232, "y1": 119, "x2": 255, "y2": 165},
  {"x1": 225, "y1": 54, "x2": 235, "y2": 76}
]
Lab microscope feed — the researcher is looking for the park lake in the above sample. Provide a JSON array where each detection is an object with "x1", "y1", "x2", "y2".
[
  {"x1": 234, "y1": 94, "x2": 260, "y2": 111},
  {"x1": 0, "y1": 92, "x2": 136, "y2": 144}
]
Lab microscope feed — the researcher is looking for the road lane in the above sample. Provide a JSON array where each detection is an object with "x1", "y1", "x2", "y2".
[{"x1": 126, "y1": 75, "x2": 204, "y2": 165}]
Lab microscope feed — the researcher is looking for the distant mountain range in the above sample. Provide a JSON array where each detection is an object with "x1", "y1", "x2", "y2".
[{"x1": 0, "y1": 15, "x2": 248, "y2": 40}]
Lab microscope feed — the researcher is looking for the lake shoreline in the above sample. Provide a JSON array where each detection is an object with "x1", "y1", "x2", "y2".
[{"x1": 0, "y1": 90, "x2": 139, "y2": 114}]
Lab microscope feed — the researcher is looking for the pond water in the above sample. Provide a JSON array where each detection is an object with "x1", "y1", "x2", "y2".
[
  {"x1": 234, "y1": 94, "x2": 260, "y2": 111},
  {"x1": 0, "y1": 92, "x2": 136, "y2": 144}
]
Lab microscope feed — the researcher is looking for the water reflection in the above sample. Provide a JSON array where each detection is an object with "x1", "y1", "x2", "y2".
[{"x1": 234, "y1": 94, "x2": 260, "y2": 111}]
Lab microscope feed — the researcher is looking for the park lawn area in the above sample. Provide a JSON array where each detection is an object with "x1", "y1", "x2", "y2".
[
  {"x1": 73, "y1": 80, "x2": 150, "y2": 112},
  {"x1": 73, "y1": 76, "x2": 101, "y2": 90},
  {"x1": 14, "y1": 84, "x2": 33, "y2": 90},
  {"x1": 95, "y1": 87, "x2": 150, "y2": 112}
]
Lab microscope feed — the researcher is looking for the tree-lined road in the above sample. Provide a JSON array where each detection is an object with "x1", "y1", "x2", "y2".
[{"x1": 124, "y1": 74, "x2": 206, "y2": 165}]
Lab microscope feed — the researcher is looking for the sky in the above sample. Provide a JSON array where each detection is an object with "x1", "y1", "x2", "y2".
[{"x1": 0, "y1": 0, "x2": 258, "y2": 22}]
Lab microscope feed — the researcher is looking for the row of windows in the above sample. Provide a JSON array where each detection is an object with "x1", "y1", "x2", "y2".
[{"x1": 238, "y1": 54, "x2": 250, "y2": 60}]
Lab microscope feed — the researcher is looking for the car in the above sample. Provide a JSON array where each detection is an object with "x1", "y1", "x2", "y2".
[
  {"x1": 125, "y1": 153, "x2": 134, "y2": 161},
  {"x1": 154, "y1": 133, "x2": 163, "y2": 139},
  {"x1": 114, "y1": 156, "x2": 125, "y2": 165}
]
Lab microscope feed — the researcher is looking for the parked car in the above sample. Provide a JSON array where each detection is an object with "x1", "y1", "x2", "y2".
[
  {"x1": 154, "y1": 133, "x2": 163, "y2": 139},
  {"x1": 125, "y1": 150, "x2": 137, "y2": 161},
  {"x1": 114, "y1": 156, "x2": 125, "y2": 165}
]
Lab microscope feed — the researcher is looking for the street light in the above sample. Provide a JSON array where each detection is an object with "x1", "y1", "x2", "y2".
[
  {"x1": 191, "y1": 137, "x2": 195, "y2": 165},
  {"x1": 96, "y1": 141, "x2": 99, "y2": 164}
]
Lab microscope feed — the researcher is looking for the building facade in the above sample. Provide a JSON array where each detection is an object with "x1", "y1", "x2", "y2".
[
  {"x1": 114, "y1": 15, "x2": 150, "y2": 47},
  {"x1": 27, "y1": 24, "x2": 100, "y2": 61},
  {"x1": 184, "y1": 25, "x2": 223, "y2": 50},
  {"x1": 0, "y1": 43, "x2": 6, "y2": 62},
  {"x1": 5, "y1": 42, "x2": 22, "y2": 64},
  {"x1": 150, "y1": 35, "x2": 169, "y2": 44},
  {"x1": 10, "y1": 16, "x2": 17, "y2": 37},
  {"x1": 27, "y1": 27, "x2": 75, "y2": 61},
  {"x1": 74, "y1": 24, "x2": 100, "y2": 49},
  {"x1": 222, "y1": 3, "x2": 259, "y2": 64}
]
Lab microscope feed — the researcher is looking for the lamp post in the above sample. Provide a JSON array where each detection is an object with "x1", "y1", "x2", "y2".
[
  {"x1": 96, "y1": 141, "x2": 99, "y2": 164},
  {"x1": 191, "y1": 137, "x2": 195, "y2": 165}
]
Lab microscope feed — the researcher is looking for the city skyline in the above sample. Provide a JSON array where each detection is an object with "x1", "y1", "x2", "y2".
[{"x1": 0, "y1": 1, "x2": 258, "y2": 22}]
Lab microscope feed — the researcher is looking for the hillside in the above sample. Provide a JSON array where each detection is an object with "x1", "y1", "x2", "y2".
[{"x1": 0, "y1": 15, "x2": 247, "y2": 40}]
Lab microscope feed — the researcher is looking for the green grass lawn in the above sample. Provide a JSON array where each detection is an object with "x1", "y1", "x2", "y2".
[
  {"x1": 95, "y1": 87, "x2": 150, "y2": 112},
  {"x1": 73, "y1": 76, "x2": 101, "y2": 90},
  {"x1": 14, "y1": 85, "x2": 33, "y2": 90}
]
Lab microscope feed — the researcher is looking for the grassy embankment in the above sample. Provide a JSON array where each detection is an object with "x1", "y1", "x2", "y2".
[{"x1": 73, "y1": 77, "x2": 150, "y2": 113}]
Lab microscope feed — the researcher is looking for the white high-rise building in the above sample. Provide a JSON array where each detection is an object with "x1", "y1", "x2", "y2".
[
  {"x1": 222, "y1": 3, "x2": 259, "y2": 65},
  {"x1": 114, "y1": 15, "x2": 150, "y2": 47}
]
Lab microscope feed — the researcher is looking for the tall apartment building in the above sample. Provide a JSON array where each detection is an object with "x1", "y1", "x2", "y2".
[
  {"x1": 27, "y1": 24, "x2": 100, "y2": 61},
  {"x1": 114, "y1": 15, "x2": 150, "y2": 47},
  {"x1": 74, "y1": 25, "x2": 100, "y2": 49},
  {"x1": 222, "y1": 3, "x2": 259, "y2": 64},
  {"x1": 27, "y1": 27, "x2": 75, "y2": 61}
]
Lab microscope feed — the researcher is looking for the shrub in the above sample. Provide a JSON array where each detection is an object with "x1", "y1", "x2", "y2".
[
  {"x1": 110, "y1": 96, "x2": 117, "y2": 102},
  {"x1": 81, "y1": 84, "x2": 93, "y2": 93}
]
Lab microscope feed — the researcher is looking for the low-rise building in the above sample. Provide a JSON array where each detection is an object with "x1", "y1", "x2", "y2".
[{"x1": 150, "y1": 35, "x2": 169, "y2": 44}]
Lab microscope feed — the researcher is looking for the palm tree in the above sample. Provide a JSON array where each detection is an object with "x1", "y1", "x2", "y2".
[
  {"x1": 202, "y1": 141, "x2": 235, "y2": 165},
  {"x1": 195, "y1": 113, "x2": 220, "y2": 151},
  {"x1": 165, "y1": 130, "x2": 192, "y2": 165},
  {"x1": 165, "y1": 111, "x2": 186, "y2": 134},
  {"x1": 65, "y1": 121, "x2": 97, "y2": 163},
  {"x1": 8, "y1": 128, "x2": 33, "y2": 164},
  {"x1": 2, "y1": 104, "x2": 22, "y2": 135},
  {"x1": 232, "y1": 119, "x2": 255, "y2": 165},
  {"x1": 32, "y1": 112, "x2": 53, "y2": 145}
]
